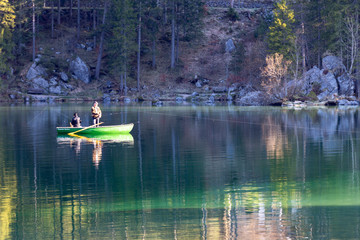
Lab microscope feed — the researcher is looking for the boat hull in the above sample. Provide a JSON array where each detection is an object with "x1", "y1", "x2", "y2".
[{"x1": 57, "y1": 123, "x2": 134, "y2": 135}]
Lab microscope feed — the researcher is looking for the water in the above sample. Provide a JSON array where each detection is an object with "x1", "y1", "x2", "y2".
[{"x1": 1, "y1": 103, "x2": 360, "y2": 239}]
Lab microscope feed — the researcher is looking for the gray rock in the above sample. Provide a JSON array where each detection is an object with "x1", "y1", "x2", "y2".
[
  {"x1": 192, "y1": 92, "x2": 199, "y2": 96},
  {"x1": 212, "y1": 86, "x2": 227, "y2": 93},
  {"x1": 175, "y1": 96, "x2": 184, "y2": 102},
  {"x1": 55, "y1": 52, "x2": 61, "y2": 55},
  {"x1": 69, "y1": 57, "x2": 90, "y2": 84},
  {"x1": 289, "y1": 65, "x2": 342, "y2": 101},
  {"x1": 301, "y1": 66, "x2": 322, "y2": 95},
  {"x1": 60, "y1": 72, "x2": 68, "y2": 82},
  {"x1": 32, "y1": 77, "x2": 49, "y2": 89},
  {"x1": 225, "y1": 39, "x2": 235, "y2": 53},
  {"x1": 238, "y1": 85, "x2": 255, "y2": 98},
  {"x1": 124, "y1": 97, "x2": 131, "y2": 103},
  {"x1": 227, "y1": 93, "x2": 233, "y2": 101},
  {"x1": 323, "y1": 56, "x2": 346, "y2": 76},
  {"x1": 196, "y1": 81, "x2": 202, "y2": 88},
  {"x1": 59, "y1": 82, "x2": 74, "y2": 90},
  {"x1": 86, "y1": 47, "x2": 93, "y2": 51},
  {"x1": 317, "y1": 70, "x2": 338, "y2": 101},
  {"x1": 49, "y1": 77, "x2": 57, "y2": 86},
  {"x1": 338, "y1": 99, "x2": 359, "y2": 105},
  {"x1": 49, "y1": 86, "x2": 61, "y2": 94},
  {"x1": 26, "y1": 63, "x2": 47, "y2": 80},
  {"x1": 337, "y1": 74, "x2": 354, "y2": 96},
  {"x1": 236, "y1": 91, "x2": 267, "y2": 106},
  {"x1": 207, "y1": 95, "x2": 215, "y2": 103},
  {"x1": 103, "y1": 94, "x2": 111, "y2": 102}
]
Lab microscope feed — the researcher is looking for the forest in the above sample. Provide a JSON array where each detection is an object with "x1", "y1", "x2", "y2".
[{"x1": 0, "y1": 0, "x2": 359, "y2": 102}]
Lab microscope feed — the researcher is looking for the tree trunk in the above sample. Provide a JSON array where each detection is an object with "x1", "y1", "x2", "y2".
[
  {"x1": 57, "y1": 0, "x2": 60, "y2": 25},
  {"x1": 175, "y1": 19, "x2": 179, "y2": 63},
  {"x1": 317, "y1": 2, "x2": 321, "y2": 68},
  {"x1": 152, "y1": 38, "x2": 156, "y2": 69},
  {"x1": 95, "y1": 1, "x2": 108, "y2": 80},
  {"x1": 51, "y1": 0, "x2": 54, "y2": 38},
  {"x1": 163, "y1": 1, "x2": 167, "y2": 24},
  {"x1": 170, "y1": 0, "x2": 175, "y2": 69},
  {"x1": 120, "y1": 72, "x2": 123, "y2": 94},
  {"x1": 70, "y1": 0, "x2": 73, "y2": 24},
  {"x1": 32, "y1": 0, "x2": 36, "y2": 62},
  {"x1": 77, "y1": 0, "x2": 80, "y2": 40},
  {"x1": 137, "y1": 2, "x2": 142, "y2": 91},
  {"x1": 300, "y1": 2, "x2": 306, "y2": 76},
  {"x1": 93, "y1": 7, "x2": 96, "y2": 48},
  {"x1": 124, "y1": 64, "x2": 127, "y2": 96}
]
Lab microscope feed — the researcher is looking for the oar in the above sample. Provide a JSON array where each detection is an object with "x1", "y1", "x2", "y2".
[{"x1": 68, "y1": 122, "x2": 104, "y2": 135}]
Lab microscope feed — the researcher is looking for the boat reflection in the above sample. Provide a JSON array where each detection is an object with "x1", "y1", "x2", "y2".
[
  {"x1": 56, "y1": 133, "x2": 134, "y2": 144},
  {"x1": 57, "y1": 133, "x2": 134, "y2": 168}
]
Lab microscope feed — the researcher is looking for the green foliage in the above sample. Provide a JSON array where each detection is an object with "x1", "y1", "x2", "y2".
[
  {"x1": 108, "y1": 0, "x2": 137, "y2": 76},
  {"x1": 37, "y1": 48, "x2": 68, "y2": 75},
  {"x1": 311, "y1": 82, "x2": 322, "y2": 95},
  {"x1": 179, "y1": 0, "x2": 205, "y2": 41},
  {"x1": 254, "y1": 11, "x2": 273, "y2": 40},
  {"x1": 0, "y1": 0, "x2": 15, "y2": 73},
  {"x1": 267, "y1": 0, "x2": 295, "y2": 59},
  {"x1": 307, "y1": 91, "x2": 318, "y2": 101},
  {"x1": 226, "y1": 7, "x2": 239, "y2": 22}
]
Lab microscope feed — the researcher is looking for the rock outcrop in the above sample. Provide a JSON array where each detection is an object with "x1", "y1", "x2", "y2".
[
  {"x1": 69, "y1": 56, "x2": 90, "y2": 84},
  {"x1": 287, "y1": 56, "x2": 354, "y2": 101}
]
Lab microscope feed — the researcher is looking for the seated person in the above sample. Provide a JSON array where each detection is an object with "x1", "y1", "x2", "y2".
[{"x1": 71, "y1": 112, "x2": 82, "y2": 127}]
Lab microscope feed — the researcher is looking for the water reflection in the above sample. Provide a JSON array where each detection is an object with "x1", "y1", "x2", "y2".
[
  {"x1": 3, "y1": 105, "x2": 360, "y2": 239},
  {"x1": 57, "y1": 133, "x2": 134, "y2": 168}
]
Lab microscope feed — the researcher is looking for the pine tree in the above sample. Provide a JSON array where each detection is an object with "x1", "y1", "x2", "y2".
[
  {"x1": 0, "y1": 0, "x2": 16, "y2": 73},
  {"x1": 267, "y1": 0, "x2": 295, "y2": 59},
  {"x1": 108, "y1": 0, "x2": 137, "y2": 93}
]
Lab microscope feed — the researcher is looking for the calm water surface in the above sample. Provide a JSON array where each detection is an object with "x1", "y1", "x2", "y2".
[{"x1": 1, "y1": 103, "x2": 360, "y2": 239}]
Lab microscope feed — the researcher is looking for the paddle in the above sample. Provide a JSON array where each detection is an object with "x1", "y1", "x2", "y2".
[{"x1": 68, "y1": 122, "x2": 104, "y2": 135}]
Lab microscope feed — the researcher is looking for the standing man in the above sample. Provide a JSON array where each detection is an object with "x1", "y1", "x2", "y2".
[{"x1": 91, "y1": 101, "x2": 102, "y2": 126}]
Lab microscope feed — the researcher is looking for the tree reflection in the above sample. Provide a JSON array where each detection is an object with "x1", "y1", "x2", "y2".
[{"x1": 4, "y1": 105, "x2": 360, "y2": 239}]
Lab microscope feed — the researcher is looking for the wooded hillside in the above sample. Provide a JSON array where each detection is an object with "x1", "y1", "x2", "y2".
[{"x1": 0, "y1": 0, "x2": 359, "y2": 101}]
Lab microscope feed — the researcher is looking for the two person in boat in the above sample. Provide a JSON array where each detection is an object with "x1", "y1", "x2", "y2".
[{"x1": 70, "y1": 101, "x2": 102, "y2": 128}]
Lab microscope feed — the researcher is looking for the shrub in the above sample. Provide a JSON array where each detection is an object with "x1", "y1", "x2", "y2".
[{"x1": 226, "y1": 7, "x2": 239, "y2": 22}]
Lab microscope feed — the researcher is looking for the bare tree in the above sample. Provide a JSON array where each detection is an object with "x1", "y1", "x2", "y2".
[
  {"x1": 32, "y1": 0, "x2": 36, "y2": 61},
  {"x1": 344, "y1": 13, "x2": 359, "y2": 75},
  {"x1": 261, "y1": 53, "x2": 291, "y2": 99},
  {"x1": 51, "y1": 0, "x2": 54, "y2": 38},
  {"x1": 77, "y1": 0, "x2": 80, "y2": 40},
  {"x1": 57, "y1": 0, "x2": 60, "y2": 25},
  {"x1": 170, "y1": 0, "x2": 175, "y2": 69}
]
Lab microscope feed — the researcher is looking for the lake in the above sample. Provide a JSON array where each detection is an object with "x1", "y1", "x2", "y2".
[{"x1": 1, "y1": 103, "x2": 360, "y2": 239}]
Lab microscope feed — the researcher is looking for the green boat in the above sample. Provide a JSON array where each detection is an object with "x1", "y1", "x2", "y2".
[{"x1": 57, "y1": 123, "x2": 134, "y2": 135}]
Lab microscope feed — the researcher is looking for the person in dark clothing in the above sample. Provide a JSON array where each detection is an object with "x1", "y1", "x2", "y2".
[{"x1": 71, "y1": 112, "x2": 82, "y2": 127}]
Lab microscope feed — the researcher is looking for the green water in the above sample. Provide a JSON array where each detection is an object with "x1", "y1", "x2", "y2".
[{"x1": 1, "y1": 103, "x2": 360, "y2": 239}]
